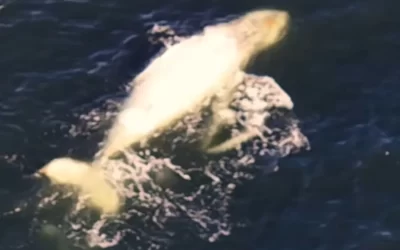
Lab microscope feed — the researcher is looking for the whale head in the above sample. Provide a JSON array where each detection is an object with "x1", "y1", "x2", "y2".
[
  {"x1": 232, "y1": 9, "x2": 290, "y2": 67},
  {"x1": 242, "y1": 9, "x2": 290, "y2": 46}
]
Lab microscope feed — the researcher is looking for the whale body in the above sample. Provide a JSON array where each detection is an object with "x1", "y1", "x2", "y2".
[
  {"x1": 99, "y1": 31, "x2": 242, "y2": 161},
  {"x1": 34, "y1": 9, "x2": 291, "y2": 214},
  {"x1": 98, "y1": 9, "x2": 291, "y2": 162}
]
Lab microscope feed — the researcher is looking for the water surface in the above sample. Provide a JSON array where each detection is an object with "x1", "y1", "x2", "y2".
[{"x1": 1, "y1": 0, "x2": 400, "y2": 249}]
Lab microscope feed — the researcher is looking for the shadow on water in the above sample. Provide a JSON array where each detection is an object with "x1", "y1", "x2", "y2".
[{"x1": 1, "y1": 0, "x2": 400, "y2": 249}]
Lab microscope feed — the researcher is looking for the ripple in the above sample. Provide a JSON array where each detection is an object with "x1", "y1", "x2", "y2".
[{"x1": 0, "y1": 0, "x2": 400, "y2": 249}]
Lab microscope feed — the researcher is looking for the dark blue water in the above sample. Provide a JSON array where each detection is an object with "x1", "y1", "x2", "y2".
[{"x1": 1, "y1": 0, "x2": 400, "y2": 249}]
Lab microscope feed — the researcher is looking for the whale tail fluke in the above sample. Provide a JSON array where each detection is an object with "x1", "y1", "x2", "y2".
[{"x1": 33, "y1": 157, "x2": 121, "y2": 215}]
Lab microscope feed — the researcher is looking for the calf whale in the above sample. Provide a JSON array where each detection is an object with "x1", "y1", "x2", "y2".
[{"x1": 33, "y1": 9, "x2": 291, "y2": 214}]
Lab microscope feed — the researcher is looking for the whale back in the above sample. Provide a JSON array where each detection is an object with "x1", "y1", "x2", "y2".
[
  {"x1": 99, "y1": 10, "x2": 291, "y2": 160},
  {"x1": 128, "y1": 31, "x2": 241, "y2": 112},
  {"x1": 100, "y1": 28, "x2": 243, "y2": 159}
]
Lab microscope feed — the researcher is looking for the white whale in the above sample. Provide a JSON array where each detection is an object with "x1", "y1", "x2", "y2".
[
  {"x1": 33, "y1": 9, "x2": 291, "y2": 214},
  {"x1": 98, "y1": 9, "x2": 290, "y2": 161}
]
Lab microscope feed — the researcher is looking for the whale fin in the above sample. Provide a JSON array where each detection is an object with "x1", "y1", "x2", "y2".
[
  {"x1": 201, "y1": 72, "x2": 293, "y2": 154},
  {"x1": 200, "y1": 70, "x2": 245, "y2": 151},
  {"x1": 204, "y1": 129, "x2": 259, "y2": 154}
]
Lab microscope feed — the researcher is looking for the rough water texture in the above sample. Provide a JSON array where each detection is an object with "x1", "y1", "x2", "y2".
[
  {"x1": 3, "y1": 24, "x2": 309, "y2": 249},
  {"x1": 2, "y1": 1, "x2": 398, "y2": 250}
]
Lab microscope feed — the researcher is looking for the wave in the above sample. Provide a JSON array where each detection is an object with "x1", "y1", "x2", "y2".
[{"x1": 3, "y1": 23, "x2": 310, "y2": 250}]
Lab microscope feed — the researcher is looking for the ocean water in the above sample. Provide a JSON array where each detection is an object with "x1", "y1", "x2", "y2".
[{"x1": 0, "y1": 0, "x2": 400, "y2": 250}]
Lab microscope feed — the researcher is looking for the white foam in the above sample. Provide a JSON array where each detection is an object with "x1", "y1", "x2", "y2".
[
  {"x1": 22, "y1": 24, "x2": 310, "y2": 249},
  {"x1": 61, "y1": 79, "x2": 307, "y2": 248}
]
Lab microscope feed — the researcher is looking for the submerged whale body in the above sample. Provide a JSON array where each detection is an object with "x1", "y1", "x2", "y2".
[{"x1": 34, "y1": 9, "x2": 292, "y2": 214}]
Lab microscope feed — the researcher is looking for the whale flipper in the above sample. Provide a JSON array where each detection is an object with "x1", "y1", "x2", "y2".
[
  {"x1": 202, "y1": 73, "x2": 294, "y2": 154},
  {"x1": 205, "y1": 129, "x2": 259, "y2": 154},
  {"x1": 200, "y1": 70, "x2": 245, "y2": 151}
]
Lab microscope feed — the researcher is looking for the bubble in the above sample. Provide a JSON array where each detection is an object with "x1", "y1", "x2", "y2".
[{"x1": 26, "y1": 24, "x2": 310, "y2": 249}]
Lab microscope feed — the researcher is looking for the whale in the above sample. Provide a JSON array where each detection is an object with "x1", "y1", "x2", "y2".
[
  {"x1": 33, "y1": 9, "x2": 291, "y2": 214},
  {"x1": 97, "y1": 9, "x2": 290, "y2": 162}
]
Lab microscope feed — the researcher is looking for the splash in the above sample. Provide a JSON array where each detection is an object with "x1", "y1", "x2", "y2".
[
  {"x1": 58, "y1": 79, "x2": 307, "y2": 247},
  {"x1": 26, "y1": 23, "x2": 309, "y2": 249}
]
